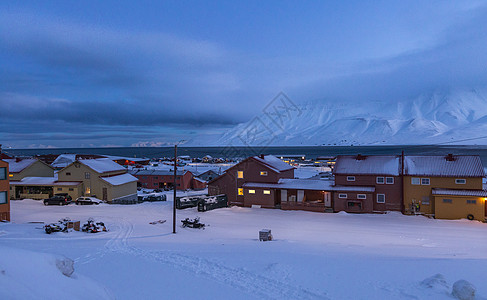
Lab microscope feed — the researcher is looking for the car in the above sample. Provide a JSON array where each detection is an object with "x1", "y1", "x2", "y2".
[
  {"x1": 75, "y1": 197, "x2": 103, "y2": 205},
  {"x1": 44, "y1": 195, "x2": 71, "y2": 206},
  {"x1": 54, "y1": 193, "x2": 73, "y2": 202}
]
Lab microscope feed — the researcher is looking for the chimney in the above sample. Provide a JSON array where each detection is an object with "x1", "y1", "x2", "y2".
[
  {"x1": 446, "y1": 154, "x2": 455, "y2": 161},
  {"x1": 356, "y1": 154, "x2": 366, "y2": 160},
  {"x1": 16, "y1": 157, "x2": 22, "y2": 162},
  {"x1": 259, "y1": 154, "x2": 265, "y2": 159}
]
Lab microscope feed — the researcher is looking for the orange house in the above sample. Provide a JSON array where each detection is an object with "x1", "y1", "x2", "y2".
[{"x1": 0, "y1": 160, "x2": 10, "y2": 221}]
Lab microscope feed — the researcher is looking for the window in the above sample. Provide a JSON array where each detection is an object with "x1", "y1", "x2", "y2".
[
  {"x1": 263, "y1": 190, "x2": 271, "y2": 195},
  {"x1": 248, "y1": 189, "x2": 255, "y2": 194},
  {"x1": 467, "y1": 200, "x2": 476, "y2": 204},
  {"x1": 260, "y1": 171, "x2": 268, "y2": 176},
  {"x1": 442, "y1": 199, "x2": 452, "y2": 203},
  {"x1": 422, "y1": 196, "x2": 430, "y2": 205},
  {"x1": 338, "y1": 194, "x2": 347, "y2": 199},
  {"x1": 66, "y1": 172, "x2": 71, "y2": 176},
  {"x1": 57, "y1": 188, "x2": 62, "y2": 191},
  {"x1": 411, "y1": 178, "x2": 420, "y2": 185},
  {"x1": 0, "y1": 168, "x2": 6, "y2": 180},
  {"x1": 347, "y1": 201, "x2": 362, "y2": 209},
  {"x1": 376, "y1": 177, "x2": 384, "y2": 184},
  {"x1": 421, "y1": 178, "x2": 430, "y2": 185},
  {"x1": 357, "y1": 194, "x2": 366, "y2": 199},
  {"x1": 69, "y1": 188, "x2": 74, "y2": 191},
  {"x1": 237, "y1": 171, "x2": 243, "y2": 179},
  {"x1": 347, "y1": 176, "x2": 355, "y2": 182},
  {"x1": 455, "y1": 179, "x2": 466, "y2": 184},
  {"x1": 0, "y1": 191, "x2": 6, "y2": 204},
  {"x1": 386, "y1": 177, "x2": 394, "y2": 184},
  {"x1": 85, "y1": 172, "x2": 90, "y2": 179},
  {"x1": 85, "y1": 187, "x2": 91, "y2": 194},
  {"x1": 237, "y1": 188, "x2": 243, "y2": 195},
  {"x1": 377, "y1": 194, "x2": 385, "y2": 203},
  {"x1": 154, "y1": 176, "x2": 158, "y2": 180}
]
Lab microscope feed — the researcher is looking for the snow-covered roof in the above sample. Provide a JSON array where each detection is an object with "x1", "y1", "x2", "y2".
[
  {"x1": 252, "y1": 155, "x2": 294, "y2": 172},
  {"x1": 3, "y1": 158, "x2": 37, "y2": 173},
  {"x1": 193, "y1": 177, "x2": 207, "y2": 183},
  {"x1": 404, "y1": 155, "x2": 484, "y2": 177},
  {"x1": 10, "y1": 177, "x2": 81, "y2": 186},
  {"x1": 101, "y1": 155, "x2": 149, "y2": 162},
  {"x1": 334, "y1": 155, "x2": 400, "y2": 176},
  {"x1": 133, "y1": 169, "x2": 187, "y2": 176},
  {"x1": 51, "y1": 154, "x2": 77, "y2": 168},
  {"x1": 101, "y1": 173, "x2": 138, "y2": 186},
  {"x1": 432, "y1": 188, "x2": 487, "y2": 197},
  {"x1": 79, "y1": 158, "x2": 126, "y2": 174},
  {"x1": 243, "y1": 179, "x2": 375, "y2": 192}
]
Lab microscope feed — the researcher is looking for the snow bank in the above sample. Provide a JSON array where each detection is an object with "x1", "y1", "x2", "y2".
[
  {"x1": 0, "y1": 246, "x2": 112, "y2": 300},
  {"x1": 452, "y1": 280, "x2": 476, "y2": 300}
]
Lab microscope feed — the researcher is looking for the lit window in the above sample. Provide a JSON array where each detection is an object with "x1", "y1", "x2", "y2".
[
  {"x1": 85, "y1": 187, "x2": 91, "y2": 194},
  {"x1": 260, "y1": 171, "x2": 268, "y2": 176},
  {"x1": 248, "y1": 189, "x2": 255, "y2": 194},
  {"x1": 238, "y1": 188, "x2": 244, "y2": 196},
  {"x1": 421, "y1": 178, "x2": 430, "y2": 185},
  {"x1": 442, "y1": 199, "x2": 452, "y2": 203},
  {"x1": 347, "y1": 176, "x2": 355, "y2": 182},
  {"x1": 237, "y1": 171, "x2": 243, "y2": 179},
  {"x1": 455, "y1": 179, "x2": 466, "y2": 184},
  {"x1": 9, "y1": 174, "x2": 13, "y2": 177},
  {"x1": 357, "y1": 194, "x2": 366, "y2": 199},
  {"x1": 386, "y1": 177, "x2": 394, "y2": 184},
  {"x1": 467, "y1": 200, "x2": 476, "y2": 204},
  {"x1": 411, "y1": 178, "x2": 420, "y2": 185},
  {"x1": 376, "y1": 177, "x2": 384, "y2": 184},
  {"x1": 377, "y1": 194, "x2": 385, "y2": 203},
  {"x1": 338, "y1": 194, "x2": 347, "y2": 199},
  {"x1": 263, "y1": 190, "x2": 271, "y2": 195}
]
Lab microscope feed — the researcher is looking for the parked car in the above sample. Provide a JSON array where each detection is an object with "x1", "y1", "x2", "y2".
[
  {"x1": 54, "y1": 193, "x2": 72, "y2": 202},
  {"x1": 75, "y1": 197, "x2": 103, "y2": 205},
  {"x1": 44, "y1": 195, "x2": 71, "y2": 206}
]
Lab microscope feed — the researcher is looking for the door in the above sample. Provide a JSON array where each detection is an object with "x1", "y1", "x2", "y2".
[
  {"x1": 281, "y1": 189, "x2": 288, "y2": 202},
  {"x1": 324, "y1": 192, "x2": 331, "y2": 207},
  {"x1": 102, "y1": 187, "x2": 107, "y2": 201},
  {"x1": 297, "y1": 190, "x2": 304, "y2": 202}
]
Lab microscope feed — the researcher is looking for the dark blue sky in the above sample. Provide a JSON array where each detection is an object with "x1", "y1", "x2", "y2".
[{"x1": 1, "y1": 1, "x2": 487, "y2": 148}]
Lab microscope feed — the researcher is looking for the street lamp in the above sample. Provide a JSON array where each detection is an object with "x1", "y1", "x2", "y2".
[{"x1": 173, "y1": 140, "x2": 185, "y2": 234}]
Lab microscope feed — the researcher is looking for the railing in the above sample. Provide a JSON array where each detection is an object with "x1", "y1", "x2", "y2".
[
  {"x1": 19, "y1": 193, "x2": 50, "y2": 200},
  {"x1": 281, "y1": 201, "x2": 326, "y2": 212}
]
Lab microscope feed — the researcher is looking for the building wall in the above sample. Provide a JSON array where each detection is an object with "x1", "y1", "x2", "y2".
[
  {"x1": 403, "y1": 176, "x2": 483, "y2": 214},
  {"x1": 335, "y1": 174, "x2": 402, "y2": 212},
  {"x1": 434, "y1": 195, "x2": 485, "y2": 221},
  {"x1": 109, "y1": 181, "x2": 138, "y2": 202},
  {"x1": 135, "y1": 171, "x2": 193, "y2": 190},
  {"x1": 11, "y1": 160, "x2": 54, "y2": 181},
  {"x1": 243, "y1": 187, "x2": 275, "y2": 208},
  {"x1": 0, "y1": 160, "x2": 10, "y2": 221},
  {"x1": 333, "y1": 191, "x2": 374, "y2": 213},
  {"x1": 52, "y1": 185, "x2": 82, "y2": 200}
]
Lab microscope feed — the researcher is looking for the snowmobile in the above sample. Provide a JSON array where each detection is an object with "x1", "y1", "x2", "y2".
[{"x1": 181, "y1": 217, "x2": 205, "y2": 229}]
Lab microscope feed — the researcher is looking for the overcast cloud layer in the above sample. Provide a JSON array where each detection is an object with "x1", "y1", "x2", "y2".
[{"x1": 1, "y1": 1, "x2": 487, "y2": 148}]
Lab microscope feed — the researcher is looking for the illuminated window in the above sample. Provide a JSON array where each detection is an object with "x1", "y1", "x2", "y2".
[
  {"x1": 248, "y1": 189, "x2": 255, "y2": 194},
  {"x1": 357, "y1": 194, "x2": 366, "y2": 199},
  {"x1": 263, "y1": 190, "x2": 271, "y2": 195},
  {"x1": 238, "y1": 188, "x2": 243, "y2": 195},
  {"x1": 9, "y1": 174, "x2": 13, "y2": 178},
  {"x1": 347, "y1": 176, "x2": 355, "y2": 182},
  {"x1": 421, "y1": 178, "x2": 430, "y2": 185},
  {"x1": 386, "y1": 177, "x2": 394, "y2": 184},
  {"x1": 237, "y1": 171, "x2": 243, "y2": 179},
  {"x1": 85, "y1": 187, "x2": 91, "y2": 194},
  {"x1": 376, "y1": 177, "x2": 384, "y2": 184},
  {"x1": 455, "y1": 179, "x2": 466, "y2": 184},
  {"x1": 377, "y1": 194, "x2": 385, "y2": 203},
  {"x1": 338, "y1": 194, "x2": 347, "y2": 199},
  {"x1": 260, "y1": 171, "x2": 268, "y2": 176},
  {"x1": 411, "y1": 178, "x2": 420, "y2": 185}
]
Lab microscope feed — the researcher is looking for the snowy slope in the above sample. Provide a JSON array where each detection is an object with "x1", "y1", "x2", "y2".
[{"x1": 213, "y1": 89, "x2": 487, "y2": 146}]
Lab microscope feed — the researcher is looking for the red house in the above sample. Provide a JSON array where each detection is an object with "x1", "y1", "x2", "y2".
[
  {"x1": 208, "y1": 155, "x2": 294, "y2": 207},
  {"x1": 132, "y1": 169, "x2": 194, "y2": 190},
  {"x1": 333, "y1": 155, "x2": 403, "y2": 213},
  {"x1": 0, "y1": 159, "x2": 10, "y2": 221}
]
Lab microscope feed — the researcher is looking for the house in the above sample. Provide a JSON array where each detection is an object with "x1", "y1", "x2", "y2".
[
  {"x1": 3, "y1": 158, "x2": 55, "y2": 181},
  {"x1": 403, "y1": 154, "x2": 485, "y2": 220},
  {"x1": 208, "y1": 155, "x2": 294, "y2": 207},
  {"x1": 191, "y1": 176, "x2": 207, "y2": 190},
  {"x1": 333, "y1": 155, "x2": 403, "y2": 213},
  {"x1": 10, "y1": 177, "x2": 83, "y2": 200},
  {"x1": 0, "y1": 160, "x2": 10, "y2": 221},
  {"x1": 57, "y1": 158, "x2": 138, "y2": 203},
  {"x1": 131, "y1": 169, "x2": 194, "y2": 190},
  {"x1": 196, "y1": 169, "x2": 220, "y2": 182}
]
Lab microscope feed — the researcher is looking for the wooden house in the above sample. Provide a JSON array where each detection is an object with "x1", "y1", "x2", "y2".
[{"x1": 0, "y1": 160, "x2": 10, "y2": 221}]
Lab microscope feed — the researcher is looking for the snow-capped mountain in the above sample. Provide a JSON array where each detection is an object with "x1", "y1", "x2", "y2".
[{"x1": 214, "y1": 89, "x2": 487, "y2": 146}]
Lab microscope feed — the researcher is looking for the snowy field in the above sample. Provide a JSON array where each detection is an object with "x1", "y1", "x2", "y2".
[{"x1": 1, "y1": 193, "x2": 487, "y2": 300}]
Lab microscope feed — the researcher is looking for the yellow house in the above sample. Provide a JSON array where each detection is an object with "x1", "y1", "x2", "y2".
[
  {"x1": 4, "y1": 158, "x2": 54, "y2": 181},
  {"x1": 403, "y1": 155, "x2": 485, "y2": 219},
  {"x1": 58, "y1": 159, "x2": 138, "y2": 203},
  {"x1": 10, "y1": 177, "x2": 82, "y2": 200},
  {"x1": 432, "y1": 189, "x2": 486, "y2": 221}
]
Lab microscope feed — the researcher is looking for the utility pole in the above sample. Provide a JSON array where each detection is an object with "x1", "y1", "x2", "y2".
[{"x1": 173, "y1": 144, "x2": 178, "y2": 234}]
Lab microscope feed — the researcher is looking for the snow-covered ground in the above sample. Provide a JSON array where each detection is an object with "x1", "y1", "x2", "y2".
[{"x1": 2, "y1": 194, "x2": 487, "y2": 299}]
